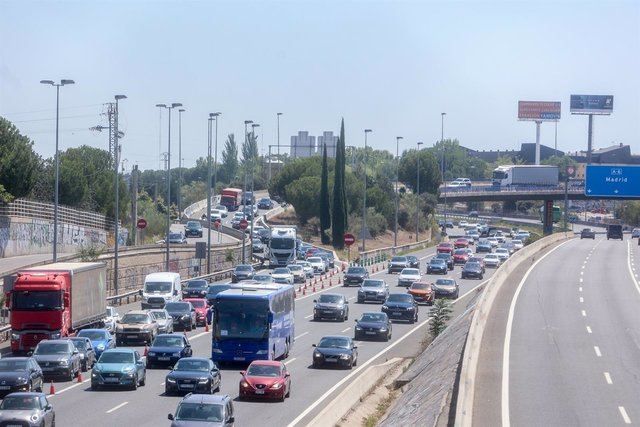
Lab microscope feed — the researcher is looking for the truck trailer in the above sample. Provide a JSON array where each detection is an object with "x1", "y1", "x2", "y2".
[
  {"x1": 220, "y1": 188, "x2": 243, "y2": 212},
  {"x1": 492, "y1": 165, "x2": 559, "y2": 187}
]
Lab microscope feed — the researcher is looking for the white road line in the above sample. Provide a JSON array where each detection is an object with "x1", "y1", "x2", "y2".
[
  {"x1": 304, "y1": 315, "x2": 313, "y2": 319},
  {"x1": 189, "y1": 331, "x2": 210, "y2": 341},
  {"x1": 160, "y1": 382, "x2": 165, "y2": 386},
  {"x1": 579, "y1": 278, "x2": 583, "y2": 283},
  {"x1": 295, "y1": 332, "x2": 309, "y2": 340},
  {"x1": 586, "y1": 326, "x2": 592, "y2": 334},
  {"x1": 501, "y1": 240, "x2": 571, "y2": 427},
  {"x1": 628, "y1": 241, "x2": 640, "y2": 297},
  {"x1": 579, "y1": 297, "x2": 584, "y2": 303},
  {"x1": 582, "y1": 310, "x2": 587, "y2": 317},
  {"x1": 581, "y1": 265, "x2": 585, "y2": 270},
  {"x1": 341, "y1": 327, "x2": 351, "y2": 333},
  {"x1": 604, "y1": 372, "x2": 613, "y2": 384},
  {"x1": 48, "y1": 382, "x2": 82, "y2": 397},
  {"x1": 579, "y1": 287, "x2": 583, "y2": 292},
  {"x1": 287, "y1": 277, "x2": 490, "y2": 427},
  {"x1": 594, "y1": 346, "x2": 602, "y2": 357},
  {"x1": 348, "y1": 297, "x2": 356, "y2": 301},
  {"x1": 580, "y1": 271, "x2": 584, "y2": 276},
  {"x1": 106, "y1": 402, "x2": 128, "y2": 414},
  {"x1": 619, "y1": 406, "x2": 632, "y2": 424},
  {"x1": 284, "y1": 357, "x2": 297, "y2": 365}
]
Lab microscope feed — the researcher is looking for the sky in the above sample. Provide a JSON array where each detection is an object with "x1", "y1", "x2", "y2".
[{"x1": 1, "y1": 0, "x2": 638, "y2": 172}]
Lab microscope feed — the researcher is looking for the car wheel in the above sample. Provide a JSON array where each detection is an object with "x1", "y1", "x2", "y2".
[
  {"x1": 409, "y1": 316, "x2": 415, "y2": 325},
  {"x1": 357, "y1": 298, "x2": 364, "y2": 304},
  {"x1": 82, "y1": 361, "x2": 88, "y2": 372},
  {"x1": 131, "y1": 375, "x2": 138, "y2": 390},
  {"x1": 91, "y1": 383, "x2": 99, "y2": 391},
  {"x1": 454, "y1": 291, "x2": 459, "y2": 299},
  {"x1": 312, "y1": 361, "x2": 319, "y2": 369},
  {"x1": 140, "y1": 372, "x2": 146, "y2": 386},
  {"x1": 286, "y1": 383, "x2": 291, "y2": 398},
  {"x1": 68, "y1": 369, "x2": 75, "y2": 382}
]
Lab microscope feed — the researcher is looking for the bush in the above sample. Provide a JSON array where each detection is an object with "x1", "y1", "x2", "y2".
[{"x1": 347, "y1": 207, "x2": 387, "y2": 239}]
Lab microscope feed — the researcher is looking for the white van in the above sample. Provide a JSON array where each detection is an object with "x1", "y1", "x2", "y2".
[{"x1": 141, "y1": 272, "x2": 182, "y2": 309}]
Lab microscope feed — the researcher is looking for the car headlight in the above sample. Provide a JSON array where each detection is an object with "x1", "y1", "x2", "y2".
[
  {"x1": 270, "y1": 382, "x2": 283, "y2": 389},
  {"x1": 313, "y1": 351, "x2": 323, "y2": 358},
  {"x1": 16, "y1": 376, "x2": 28, "y2": 384},
  {"x1": 122, "y1": 366, "x2": 135, "y2": 374},
  {"x1": 172, "y1": 352, "x2": 181, "y2": 357},
  {"x1": 79, "y1": 353, "x2": 85, "y2": 359},
  {"x1": 148, "y1": 352, "x2": 156, "y2": 356},
  {"x1": 382, "y1": 305, "x2": 389, "y2": 310},
  {"x1": 406, "y1": 307, "x2": 415, "y2": 311},
  {"x1": 182, "y1": 315, "x2": 190, "y2": 320},
  {"x1": 166, "y1": 378, "x2": 176, "y2": 383},
  {"x1": 97, "y1": 344, "x2": 106, "y2": 350},
  {"x1": 355, "y1": 326, "x2": 362, "y2": 331},
  {"x1": 379, "y1": 328, "x2": 387, "y2": 332},
  {"x1": 50, "y1": 332, "x2": 61, "y2": 339},
  {"x1": 11, "y1": 333, "x2": 19, "y2": 341},
  {"x1": 31, "y1": 414, "x2": 39, "y2": 422},
  {"x1": 198, "y1": 378, "x2": 209, "y2": 383},
  {"x1": 91, "y1": 371, "x2": 99, "y2": 377},
  {"x1": 339, "y1": 354, "x2": 350, "y2": 360},
  {"x1": 358, "y1": 289, "x2": 364, "y2": 294},
  {"x1": 59, "y1": 359, "x2": 68, "y2": 366},
  {"x1": 255, "y1": 350, "x2": 269, "y2": 355},
  {"x1": 241, "y1": 381, "x2": 250, "y2": 388},
  {"x1": 212, "y1": 348, "x2": 223, "y2": 354}
]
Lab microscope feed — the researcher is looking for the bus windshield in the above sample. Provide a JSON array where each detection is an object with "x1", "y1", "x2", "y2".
[
  {"x1": 12, "y1": 291, "x2": 62, "y2": 311},
  {"x1": 215, "y1": 299, "x2": 269, "y2": 339}
]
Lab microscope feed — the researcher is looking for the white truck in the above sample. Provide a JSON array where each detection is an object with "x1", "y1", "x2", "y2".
[
  {"x1": 492, "y1": 165, "x2": 559, "y2": 187},
  {"x1": 268, "y1": 226, "x2": 297, "y2": 268}
]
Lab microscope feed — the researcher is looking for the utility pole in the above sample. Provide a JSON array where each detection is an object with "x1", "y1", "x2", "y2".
[
  {"x1": 441, "y1": 112, "x2": 447, "y2": 226},
  {"x1": 416, "y1": 141, "x2": 423, "y2": 242},
  {"x1": 131, "y1": 165, "x2": 139, "y2": 245},
  {"x1": 242, "y1": 120, "x2": 253, "y2": 263},
  {"x1": 394, "y1": 136, "x2": 403, "y2": 249},
  {"x1": 206, "y1": 115, "x2": 213, "y2": 274},
  {"x1": 178, "y1": 108, "x2": 186, "y2": 217},
  {"x1": 362, "y1": 129, "x2": 372, "y2": 252}
]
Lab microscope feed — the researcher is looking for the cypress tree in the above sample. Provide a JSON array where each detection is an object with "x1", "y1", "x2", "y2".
[
  {"x1": 332, "y1": 136, "x2": 346, "y2": 249},
  {"x1": 320, "y1": 143, "x2": 331, "y2": 244},
  {"x1": 339, "y1": 119, "x2": 348, "y2": 229}
]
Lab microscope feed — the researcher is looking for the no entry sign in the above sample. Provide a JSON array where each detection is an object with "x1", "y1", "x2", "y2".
[{"x1": 343, "y1": 233, "x2": 355, "y2": 246}]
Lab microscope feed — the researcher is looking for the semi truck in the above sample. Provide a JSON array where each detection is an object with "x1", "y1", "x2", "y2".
[
  {"x1": 220, "y1": 188, "x2": 243, "y2": 212},
  {"x1": 5, "y1": 262, "x2": 107, "y2": 353},
  {"x1": 268, "y1": 226, "x2": 297, "y2": 268},
  {"x1": 492, "y1": 165, "x2": 559, "y2": 187}
]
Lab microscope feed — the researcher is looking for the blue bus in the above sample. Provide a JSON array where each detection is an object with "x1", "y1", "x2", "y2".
[{"x1": 211, "y1": 284, "x2": 295, "y2": 362}]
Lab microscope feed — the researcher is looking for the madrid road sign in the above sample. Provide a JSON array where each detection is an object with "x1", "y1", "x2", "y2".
[{"x1": 585, "y1": 165, "x2": 640, "y2": 198}]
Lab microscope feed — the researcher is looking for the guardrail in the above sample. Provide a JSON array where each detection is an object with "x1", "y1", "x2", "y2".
[
  {"x1": 0, "y1": 198, "x2": 114, "y2": 230},
  {"x1": 441, "y1": 184, "x2": 584, "y2": 196}
]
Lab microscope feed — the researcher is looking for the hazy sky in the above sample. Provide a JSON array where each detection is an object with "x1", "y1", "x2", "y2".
[{"x1": 1, "y1": 0, "x2": 638, "y2": 172}]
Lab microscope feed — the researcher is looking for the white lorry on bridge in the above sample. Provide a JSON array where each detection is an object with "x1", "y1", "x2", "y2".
[{"x1": 492, "y1": 165, "x2": 559, "y2": 187}]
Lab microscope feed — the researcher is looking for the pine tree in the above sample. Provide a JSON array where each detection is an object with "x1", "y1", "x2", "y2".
[
  {"x1": 332, "y1": 135, "x2": 346, "y2": 249},
  {"x1": 320, "y1": 143, "x2": 331, "y2": 243}
]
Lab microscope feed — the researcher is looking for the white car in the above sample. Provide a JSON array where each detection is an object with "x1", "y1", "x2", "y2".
[
  {"x1": 453, "y1": 177, "x2": 472, "y2": 186},
  {"x1": 397, "y1": 268, "x2": 421, "y2": 287},
  {"x1": 210, "y1": 209, "x2": 223, "y2": 221},
  {"x1": 486, "y1": 237, "x2": 499, "y2": 248},
  {"x1": 459, "y1": 220, "x2": 469, "y2": 228},
  {"x1": 484, "y1": 253, "x2": 501, "y2": 268},
  {"x1": 104, "y1": 306, "x2": 119, "y2": 333},
  {"x1": 495, "y1": 248, "x2": 510, "y2": 261},
  {"x1": 272, "y1": 267, "x2": 293, "y2": 284},
  {"x1": 215, "y1": 205, "x2": 228, "y2": 218},
  {"x1": 512, "y1": 239, "x2": 524, "y2": 250},
  {"x1": 307, "y1": 257, "x2": 327, "y2": 273},
  {"x1": 298, "y1": 261, "x2": 315, "y2": 278},
  {"x1": 286, "y1": 264, "x2": 306, "y2": 283},
  {"x1": 494, "y1": 231, "x2": 506, "y2": 243}
]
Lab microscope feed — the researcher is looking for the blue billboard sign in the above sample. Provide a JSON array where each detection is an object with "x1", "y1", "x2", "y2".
[
  {"x1": 585, "y1": 165, "x2": 640, "y2": 198},
  {"x1": 570, "y1": 95, "x2": 614, "y2": 115}
]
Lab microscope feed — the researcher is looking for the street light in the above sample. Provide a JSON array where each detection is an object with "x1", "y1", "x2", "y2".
[
  {"x1": 178, "y1": 108, "x2": 186, "y2": 217},
  {"x1": 362, "y1": 129, "x2": 372, "y2": 252},
  {"x1": 277, "y1": 113, "x2": 283, "y2": 159},
  {"x1": 156, "y1": 102, "x2": 183, "y2": 271},
  {"x1": 416, "y1": 141, "x2": 424, "y2": 242},
  {"x1": 40, "y1": 79, "x2": 75, "y2": 262},
  {"x1": 113, "y1": 95, "x2": 126, "y2": 295},
  {"x1": 242, "y1": 120, "x2": 253, "y2": 263},
  {"x1": 441, "y1": 112, "x2": 447, "y2": 224},
  {"x1": 394, "y1": 136, "x2": 403, "y2": 249},
  {"x1": 250, "y1": 123, "x2": 260, "y2": 257},
  {"x1": 206, "y1": 112, "x2": 221, "y2": 273}
]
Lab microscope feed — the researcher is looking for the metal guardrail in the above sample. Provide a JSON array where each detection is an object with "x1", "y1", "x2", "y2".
[
  {"x1": 0, "y1": 198, "x2": 113, "y2": 230},
  {"x1": 441, "y1": 184, "x2": 584, "y2": 196}
]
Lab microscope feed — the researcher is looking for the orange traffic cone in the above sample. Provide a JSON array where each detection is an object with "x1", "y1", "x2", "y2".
[
  {"x1": 143, "y1": 345, "x2": 149, "y2": 356},
  {"x1": 205, "y1": 322, "x2": 210, "y2": 332},
  {"x1": 302, "y1": 287, "x2": 306, "y2": 295},
  {"x1": 49, "y1": 381, "x2": 55, "y2": 395},
  {"x1": 338, "y1": 277, "x2": 342, "y2": 285},
  {"x1": 77, "y1": 370, "x2": 83, "y2": 383},
  {"x1": 312, "y1": 284, "x2": 316, "y2": 292},
  {"x1": 321, "y1": 282, "x2": 325, "y2": 289}
]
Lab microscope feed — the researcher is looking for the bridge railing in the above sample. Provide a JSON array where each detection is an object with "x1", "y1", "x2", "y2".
[{"x1": 441, "y1": 184, "x2": 584, "y2": 196}]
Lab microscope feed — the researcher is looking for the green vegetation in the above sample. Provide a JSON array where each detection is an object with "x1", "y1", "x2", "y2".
[
  {"x1": 319, "y1": 144, "x2": 331, "y2": 243},
  {"x1": 429, "y1": 299, "x2": 453, "y2": 338},
  {"x1": 332, "y1": 119, "x2": 348, "y2": 249},
  {"x1": 0, "y1": 117, "x2": 41, "y2": 200},
  {"x1": 615, "y1": 201, "x2": 640, "y2": 226}
]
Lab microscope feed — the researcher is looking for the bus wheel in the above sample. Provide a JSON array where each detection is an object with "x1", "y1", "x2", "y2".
[{"x1": 283, "y1": 341, "x2": 290, "y2": 359}]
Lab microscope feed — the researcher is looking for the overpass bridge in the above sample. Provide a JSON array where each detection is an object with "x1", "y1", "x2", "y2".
[{"x1": 437, "y1": 184, "x2": 615, "y2": 203}]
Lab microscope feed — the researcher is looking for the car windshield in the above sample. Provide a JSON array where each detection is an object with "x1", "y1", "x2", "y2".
[
  {"x1": 71, "y1": 339, "x2": 87, "y2": 350},
  {"x1": 271, "y1": 237, "x2": 295, "y2": 249},
  {"x1": 496, "y1": 249, "x2": 508, "y2": 253},
  {"x1": 360, "y1": 313, "x2": 386, "y2": 322},
  {"x1": 254, "y1": 275, "x2": 272, "y2": 282},
  {"x1": 35, "y1": 342, "x2": 70, "y2": 355},
  {"x1": 0, "y1": 395, "x2": 40, "y2": 410},
  {"x1": 486, "y1": 254, "x2": 498, "y2": 259},
  {"x1": 391, "y1": 257, "x2": 407, "y2": 262},
  {"x1": 347, "y1": 267, "x2": 366, "y2": 274},
  {"x1": 121, "y1": 313, "x2": 151, "y2": 324},
  {"x1": 186, "y1": 221, "x2": 200, "y2": 228},
  {"x1": 106, "y1": 307, "x2": 116, "y2": 317},
  {"x1": 287, "y1": 265, "x2": 302, "y2": 271},
  {"x1": 362, "y1": 280, "x2": 383, "y2": 288},
  {"x1": 150, "y1": 311, "x2": 167, "y2": 319},
  {"x1": 12, "y1": 290, "x2": 62, "y2": 311},
  {"x1": 186, "y1": 281, "x2": 207, "y2": 290},
  {"x1": 175, "y1": 359, "x2": 211, "y2": 372},
  {"x1": 273, "y1": 268, "x2": 290, "y2": 274},
  {"x1": 512, "y1": 240, "x2": 522, "y2": 244},
  {"x1": 260, "y1": 198, "x2": 270, "y2": 203},
  {"x1": 439, "y1": 243, "x2": 452, "y2": 247},
  {"x1": 78, "y1": 330, "x2": 108, "y2": 340},
  {"x1": 153, "y1": 336, "x2": 184, "y2": 347},
  {"x1": 0, "y1": 359, "x2": 28, "y2": 371},
  {"x1": 411, "y1": 282, "x2": 430, "y2": 290},
  {"x1": 99, "y1": 352, "x2": 135, "y2": 364},
  {"x1": 430, "y1": 258, "x2": 445, "y2": 264},
  {"x1": 454, "y1": 249, "x2": 467, "y2": 255},
  {"x1": 435, "y1": 253, "x2": 450, "y2": 259},
  {"x1": 387, "y1": 294, "x2": 413, "y2": 303},
  {"x1": 308, "y1": 257, "x2": 321, "y2": 263},
  {"x1": 188, "y1": 300, "x2": 206, "y2": 308},
  {"x1": 318, "y1": 294, "x2": 343, "y2": 303},
  {"x1": 318, "y1": 337, "x2": 350, "y2": 348},
  {"x1": 165, "y1": 302, "x2": 191, "y2": 312},
  {"x1": 435, "y1": 279, "x2": 456, "y2": 286},
  {"x1": 169, "y1": 233, "x2": 182, "y2": 240},
  {"x1": 235, "y1": 265, "x2": 252, "y2": 272},
  {"x1": 401, "y1": 269, "x2": 419, "y2": 275},
  {"x1": 247, "y1": 364, "x2": 281, "y2": 377},
  {"x1": 145, "y1": 282, "x2": 172, "y2": 293},
  {"x1": 175, "y1": 402, "x2": 223, "y2": 422},
  {"x1": 466, "y1": 262, "x2": 481, "y2": 269}
]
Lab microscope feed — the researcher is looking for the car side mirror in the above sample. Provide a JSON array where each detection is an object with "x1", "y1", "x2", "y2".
[
  {"x1": 239, "y1": 370, "x2": 246, "y2": 376},
  {"x1": 353, "y1": 345, "x2": 358, "y2": 349},
  {"x1": 138, "y1": 290, "x2": 143, "y2": 296},
  {"x1": 27, "y1": 351, "x2": 33, "y2": 356},
  {"x1": 173, "y1": 290, "x2": 178, "y2": 296},
  {"x1": 284, "y1": 372, "x2": 290, "y2": 377},
  {"x1": 45, "y1": 404, "x2": 53, "y2": 411},
  {"x1": 311, "y1": 344, "x2": 316, "y2": 347},
  {"x1": 354, "y1": 319, "x2": 357, "y2": 322},
  {"x1": 73, "y1": 350, "x2": 79, "y2": 355},
  {"x1": 344, "y1": 301, "x2": 349, "y2": 304},
  {"x1": 313, "y1": 300, "x2": 317, "y2": 303},
  {"x1": 168, "y1": 414, "x2": 174, "y2": 421},
  {"x1": 228, "y1": 417, "x2": 235, "y2": 423}
]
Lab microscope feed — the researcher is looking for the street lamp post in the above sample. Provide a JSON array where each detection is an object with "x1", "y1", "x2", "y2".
[
  {"x1": 206, "y1": 115, "x2": 213, "y2": 274},
  {"x1": 156, "y1": 103, "x2": 183, "y2": 271},
  {"x1": 242, "y1": 120, "x2": 253, "y2": 263},
  {"x1": 416, "y1": 141, "x2": 424, "y2": 242},
  {"x1": 212, "y1": 113, "x2": 221, "y2": 246},
  {"x1": 113, "y1": 95, "x2": 126, "y2": 295},
  {"x1": 40, "y1": 79, "x2": 75, "y2": 262},
  {"x1": 362, "y1": 129, "x2": 372, "y2": 252},
  {"x1": 178, "y1": 109, "x2": 186, "y2": 217},
  {"x1": 394, "y1": 136, "x2": 403, "y2": 249},
  {"x1": 441, "y1": 112, "x2": 447, "y2": 225},
  {"x1": 251, "y1": 123, "x2": 260, "y2": 258}
]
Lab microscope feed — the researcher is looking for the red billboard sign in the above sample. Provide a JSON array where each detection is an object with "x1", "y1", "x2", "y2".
[{"x1": 518, "y1": 101, "x2": 561, "y2": 121}]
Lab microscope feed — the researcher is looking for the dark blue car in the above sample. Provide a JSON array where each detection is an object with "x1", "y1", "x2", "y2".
[
  {"x1": 381, "y1": 293, "x2": 419, "y2": 323},
  {"x1": 354, "y1": 312, "x2": 392, "y2": 341},
  {"x1": 77, "y1": 329, "x2": 115, "y2": 358},
  {"x1": 146, "y1": 334, "x2": 193, "y2": 368}
]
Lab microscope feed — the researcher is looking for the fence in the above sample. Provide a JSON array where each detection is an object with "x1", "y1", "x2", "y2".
[{"x1": 0, "y1": 199, "x2": 113, "y2": 231}]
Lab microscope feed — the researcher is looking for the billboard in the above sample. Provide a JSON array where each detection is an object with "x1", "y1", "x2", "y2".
[
  {"x1": 518, "y1": 101, "x2": 561, "y2": 121},
  {"x1": 570, "y1": 95, "x2": 613, "y2": 115}
]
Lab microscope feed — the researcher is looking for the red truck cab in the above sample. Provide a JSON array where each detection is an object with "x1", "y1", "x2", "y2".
[{"x1": 220, "y1": 188, "x2": 243, "y2": 212}]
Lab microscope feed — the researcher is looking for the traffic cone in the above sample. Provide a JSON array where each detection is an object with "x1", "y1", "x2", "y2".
[
  {"x1": 302, "y1": 287, "x2": 306, "y2": 295},
  {"x1": 312, "y1": 284, "x2": 316, "y2": 292},
  {"x1": 77, "y1": 370, "x2": 83, "y2": 383},
  {"x1": 143, "y1": 345, "x2": 149, "y2": 356},
  {"x1": 49, "y1": 381, "x2": 55, "y2": 395},
  {"x1": 205, "y1": 322, "x2": 210, "y2": 332},
  {"x1": 321, "y1": 282, "x2": 325, "y2": 289},
  {"x1": 338, "y1": 277, "x2": 342, "y2": 285}
]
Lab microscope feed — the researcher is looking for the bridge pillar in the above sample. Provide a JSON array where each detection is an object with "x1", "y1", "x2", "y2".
[{"x1": 543, "y1": 200, "x2": 554, "y2": 235}]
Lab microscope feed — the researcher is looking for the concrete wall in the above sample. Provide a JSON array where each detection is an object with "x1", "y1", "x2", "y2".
[{"x1": 0, "y1": 216, "x2": 107, "y2": 258}]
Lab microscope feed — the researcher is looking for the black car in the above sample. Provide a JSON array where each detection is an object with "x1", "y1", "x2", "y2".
[
  {"x1": 426, "y1": 258, "x2": 448, "y2": 275},
  {"x1": 164, "y1": 302, "x2": 197, "y2": 331},
  {"x1": 607, "y1": 224, "x2": 623, "y2": 240},
  {"x1": 433, "y1": 278, "x2": 459, "y2": 299},
  {"x1": 354, "y1": 312, "x2": 392, "y2": 341},
  {"x1": 182, "y1": 279, "x2": 208, "y2": 298},
  {"x1": 184, "y1": 221, "x2": 203, "y2": 238},
  {"x1": 241, "y1": 191, "x2": 255, "y2": 205},
  {"x1": 252, "y1": 238, "x2": 265, "y2": 253},
  {"x1": 406, "y1": 255, "x2": 419, "y2": 269},
  {"x1": 0, "y1": 358, "x2": 44, "y2": 396},
  {"x1": 312, "y1": 336, "x2": 358, "y2": 369},
  {"x1": 343, "y1": 266, "x2": 369, "y2": 286},
  {"x1": 242, "y1": 206, "x2": 254, "y2": 220},
  {"x1": 147, "y1": 334, "x2": 193, "y2": 368},
  {"x1": 206, "y1": 284, "x2": 232, "y2": 306},
  {"x1": 258, "y1": 228, "x2": 271, "y2": 243},
  {"x1": 165, "y1": 357, "x2": 221, "y2": 395},
  {"x1": 381, "y1": 294, "x2": 419, "y2": 323},
  {"x1": 68, "y1": 337, "x2": 97, "y2": 372},
  {"x1": 461, "y1": 261, "x2": 484, "y2": 279},
  {"x1": 388, "y1": 256, "x2": 409, "y2": 273},
  {"x1": 313, "y1": 294, "x2": 349, "y2": 321},
  {"x1": 231, "y1": 265, "x2": 255, "y2": 283},
  {"x1": 257, "y1": 197, "x2": 273, "y2": 210},
  {"x1": 580, "y1": 228, "x2": 596, "y2": 239},
  {"x1": 434, "y1": 253, "x2": 454, "y2": 270}
]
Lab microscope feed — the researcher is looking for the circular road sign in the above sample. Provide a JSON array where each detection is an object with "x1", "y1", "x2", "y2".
[
  {"x1": 343, "y1": 233, "x2": 356, "y2": 246},
  {"x1": 566, "y1": 166, "x2": 576, "y2": 177},
  {"x1": 239, "y1": 219, "x2": 249, "y2": 230},
  {"x1": 136, "y1": 218, "x2": 147, "y2": 229},
  {"x1": 214, "y1": 219, "x2": 221, "y2": 229}
]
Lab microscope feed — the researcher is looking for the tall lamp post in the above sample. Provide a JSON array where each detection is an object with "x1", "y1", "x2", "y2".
[
  {"x1": 177, "y1": 108, "x2": 186, "y2": 217},
  {"x1": 212, "y1": 112, "x2": 221, "y2": 245},
  {"x1": 394, "y1": 136, "x2": 403, "y2": 249},
  {"x1": 362, "y1": 129, "x2": 372, "y2": 252},
  {"x1": 242, "y1": 120, "x2": 253, "y2": 263},
  {"x1": 206, "y1": 114, "x2": 213, "y2": 274},
  {"x1": 250, "y1": 123, "x2": 260, "y2": 257},
  {"x1": 156, "y1": 102, "x2": 183, "y2": 271},
  {"x1": 40, "y1": 79, "x2": 75, "y2": 262},
  {"x1": 113, "y1": 95, "x2": 126, "y2": 295},
  {"x1": 416, "y1": 141, "x2": 423, "y2": 242},
  {"x1": 441, "y1": 112, "x2": 447, "y2": 224}
]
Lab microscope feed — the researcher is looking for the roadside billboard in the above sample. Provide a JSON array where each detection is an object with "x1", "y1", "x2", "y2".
[
  {"x1": 570, "y1": 95, "x2": 613, "y2": 115},
  {"x1": 517, "y1": 101, "x2": 561, "y2": 121}
]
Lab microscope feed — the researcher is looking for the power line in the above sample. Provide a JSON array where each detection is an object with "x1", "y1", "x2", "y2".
[
  {"x1": 1, "y1": 103, "x2": 103, "y2": 116},
  {"x1": 9, "y1": 113, "x2": 100, "y2": 123}
]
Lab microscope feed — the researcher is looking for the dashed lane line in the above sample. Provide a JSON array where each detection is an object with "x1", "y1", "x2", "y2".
[
  {"x1": 284, "y1": 357, "x2": 297, "y2": 365},
  {"x1": 341, "y1": 327, "x2": 351, "y2": 333},
  {"x1": 619, "y1": 406, "x2": 632, "y2": 424},
  {"x1": 594, "y1": 346, "x2": 602, "y2": 357},
  {"x1": 106, "y1": 402, "x2": 128, "y2": 414},
  {"x1": 295, "y1": 332, "x2": 309, "y2": 340},
  {"x1": 586, "y1": 326, "x2": 592, "y2": 334},
  {"x1": 582, "y1": 310, "x2": 587, "y2": 317},
  {"x1": 604, "y1": 372, "x2": 613, "y2": 384}
]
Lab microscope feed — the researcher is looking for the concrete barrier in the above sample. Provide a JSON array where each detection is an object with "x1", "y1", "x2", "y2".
[{"x1": 454, "y1": 231, "x2": 572, "y2": 426}]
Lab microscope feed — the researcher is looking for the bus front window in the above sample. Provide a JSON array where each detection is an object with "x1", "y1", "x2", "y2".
[{"x1": 214, "y1": 300, "x2": 269, "y2": 339}]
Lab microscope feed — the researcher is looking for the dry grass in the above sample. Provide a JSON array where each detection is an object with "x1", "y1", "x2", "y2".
[{"x1": 361, "y1": 390, "x2": 398, "y2": 427}]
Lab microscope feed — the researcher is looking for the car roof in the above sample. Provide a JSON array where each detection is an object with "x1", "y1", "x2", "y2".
[
  {"x1": 183, "y1": 298, "x2": 207, "y2": 302},
  {"x1": 79, "y1": 328, "x2": 109, "y2": 333},
  {"x1": 1, "y1": 357, "x2": 31, "y2": 361},
  {"x1": 2, "y1": 392, "x2": 46, "y2": 397},
  {"x1": 249, "y1": 360, "x2": 282, "y2": 367},
  {"x1": 319, "y1": 335, "x2": 351, "y2": 340},
  {"x1": 37, "y1": 339, "x2": 72, "y2": 345},
  {"x1": 103, "y1": 348, "x2": 135, "y2": 354},
  {"x1": 319, "y1": 293, "x2": 343, "y2": 298},
  {"x1": 156, "y1": 333, "x2": 185, "y2": 338},
  {"x1": 181, "y1": 393, "x2": 230, "y2": 404},
  {"x1": 124, "y1": 310, "x2": 150, "y2": 316}
]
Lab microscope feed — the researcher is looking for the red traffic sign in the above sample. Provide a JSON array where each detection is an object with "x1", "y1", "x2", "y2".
[
  {"x1": 136, "y1": 218, "x2": 147, "y2": 229},
  {"x1": 566, "y1": 166, "x2": 576, "y2": 177},
  {"x1": 239, "y1": 219, "x2": 249, "y2": 230},
  {"x1": 343, "y1": 233, "x2": 356, "y2": 246},
  {"x1": 213, "y1": 219, "x2": 221, "y2": 229}
]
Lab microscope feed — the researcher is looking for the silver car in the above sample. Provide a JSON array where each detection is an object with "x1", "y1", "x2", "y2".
[
  {"x1": 0, "y1": 392, "x2": 55, "y2": 426},
  {"x1": 105, "y1": 306, "x2": 119, "y2": 333},
  {"x1": 149, "y1": 309, "x2": 174, "y2": 334}
]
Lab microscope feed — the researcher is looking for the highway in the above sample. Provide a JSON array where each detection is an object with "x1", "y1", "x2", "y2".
[
  {"x1": 473, "y1": 235, "x2": 640, "y2": 426},
  {"x1": 33, "y1": 229, "x2": 503, "y2": 426}
]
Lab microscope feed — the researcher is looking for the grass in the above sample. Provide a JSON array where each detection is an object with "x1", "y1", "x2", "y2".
[{"x1": 361, "y1": 390, "x2": 398, "y2": 427}]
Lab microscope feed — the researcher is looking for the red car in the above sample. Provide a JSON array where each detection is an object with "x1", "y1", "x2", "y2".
[
  {"x1": 453, "y1": 248, "x2": 470, "y2": 264},
  {"x1": 454, "y1": 238, "x2": 469, "y2": 249},
  {"x1": 183, "y1": 298, "x2": 208, "y2": 326},
  {"x1": 239, "y1": 360, "x2": 291, "y2": 401},
  {"x1": 436, "y1": 242, "x2": 453, "y2": 254}
]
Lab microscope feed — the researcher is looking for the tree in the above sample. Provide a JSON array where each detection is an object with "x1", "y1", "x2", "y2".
[
  {"x1": 429, "y1": 299, "x2": 453, "y2": 338},
  {"x1": 241, "y1": 131, "x2": 259, "y2": 167},
  {"x1": 285, "y1": 176, "x2": 321, "y2": 224},
  {"x1": 0, "y1": 117, "x2": 42, "y2": 198},
  {"x1": 221, "y1": 134, "x2": 239, "y2": 183},
  {"x1": 268, "y1": 156, "x2": 324, "y2": 201},
  {"x1": 340, "y1": 119, "x2": 348, "y2": 229},
  {"x1": 398, "y1": 149, "x2": 442, "y2": 195},
  {"x1": 332, "y1": 130, "x2": 347, "y2": 248},
  {"x1": 427, "y1": 139, "x2": 489, "y2": 181},
  {"x1": 542, "y1": 155, "x2": 578, "y2": 181},
  {"x1": 319, "y1": 144, "x2": 331, "y2": 243}
]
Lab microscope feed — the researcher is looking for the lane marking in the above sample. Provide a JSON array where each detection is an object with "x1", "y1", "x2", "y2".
[
  {"x1": 586, "y1": 326, "x2": 592, "y2": 334},
  {"x1": 604, "y1": 372, "x2": 612, "y2": 384},
  {"x1": 579, "y1": 278, "x2": 583, "y2": 283},
  {"x1": 579, "y1": 287, "x2": 583, "y2": 292},
  {"x1": 160, "y1": 382, "x2": 165, "y2": 386},
  {"x1": 579, "y1": 297, "x2": 584, "y2": 303},
  {"x1": 189, "y1": 331, "x2": 210, "y2": 341},
  {"x1": 295, "y1": 332, "x2": 309, "y2": 340},
  {"x1": 619, "y1": 406, "x2": 632, "y2": 424},
  {"x1": 348, "y1": 297, "x2": 356, "y2": 301},
  {"x1": 47, "y1": 382, "x2": 83, "y2": 397},
  {"x1": 580, "y1": 271, "x2": 584, "y2": 276},
  {"x1": 106, "y1": 402, "x2": 128, "y2": 414},
  {"x1": 501, "y1": 240, "x2": 572, "y2": 427},
  {"x1": 341, "y1": 327, "x2": 351, "y2": 333},
  {"x1": 594, "y1": 346, "x2": 602, "y2": 357},
  {"x1": 627, "y1": 240, "x2": 640, "y2": 297},
  {"x1": 284, "y1": 357, "x2": 297, "y2": 365},
  {"x1": 288, "y1": 277, "x2": 491, "y2": 427},
  {"x1": 304, "y1": 315, "x2": 313, "y2": 319},
  {"x1": 582, "y1": 310, "x2": 587, "y2": 317}
]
